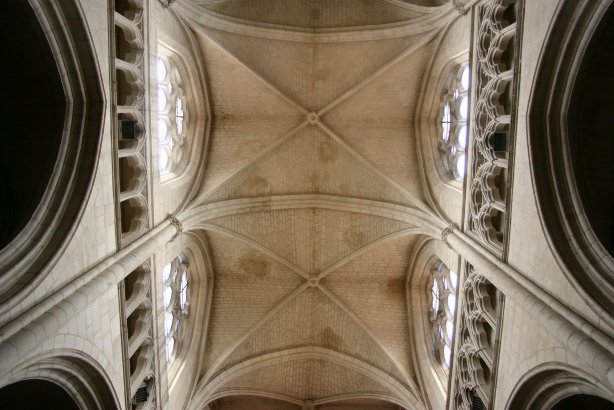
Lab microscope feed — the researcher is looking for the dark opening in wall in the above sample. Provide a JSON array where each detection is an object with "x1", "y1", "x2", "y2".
[
  {"x1": 570, "y1": 5, "x2": 614, "y2": 256},
  {"x1": 0, "y1": 380, "x2": 79, "y2": 410},
  {"x1": 471, "y1": 392, "x2": 486, "y2": 410},
  {"x1": 529, "y1": 0, "x2": 614, "y2": 316},
  {"x1": 552, "y1": 394, "x2": 614, "y2": 410},
  {"x1": 0, "y1": 0, "x2": 66, "y2": 249}
]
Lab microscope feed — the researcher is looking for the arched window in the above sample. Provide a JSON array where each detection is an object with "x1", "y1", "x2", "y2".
[
  {"x1": 161, "y1": 255, "x2": 190, "y2": 362},
  {"x1": 428, "y1": 261, "x2": 459, "y2": 370},
  {"x1": 439, "y1": 64, "x2": 470, "y2": 181},
  {"x1": 156, "y1": 55, "x2": 187, "y2": 176}
]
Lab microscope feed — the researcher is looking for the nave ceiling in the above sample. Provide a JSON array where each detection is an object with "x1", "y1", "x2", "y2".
[{"x1": 170, "y1": 1, "x2": 461, "y2": 408}]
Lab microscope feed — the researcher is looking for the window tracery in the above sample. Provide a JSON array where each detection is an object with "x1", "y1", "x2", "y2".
[
  {"x1": 467, "y1": 0, "x2": 520, "y2": 253},
  {"x1": 119, "y1": 262, "x2": 157, "y2": 408},
  {"x1": 439, "y1": 64, "x2": 470, "y2": 181},
  {"x1": 113, "y1": 2, "x2": 150, "y2": 245},
  {"x1": 156, "y1": 56, "x2": 187, "y2": 176},
  {"x1": 428, "y1": 261, "x2": 459, "y2": 370},
  {"x1": 160, "y1": 255, "x2": 189, "y2": 362},
  {"x1": 451, "y1": 264, "x2": 503, "y2": 410}
]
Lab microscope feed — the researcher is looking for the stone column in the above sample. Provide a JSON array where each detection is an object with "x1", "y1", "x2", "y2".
[
  {"x1": 443, "y1": 226, "x2": 614, "y2": 388},
  {"x1": 0, "y1": 218, "x2": 179, "y2": 374}
]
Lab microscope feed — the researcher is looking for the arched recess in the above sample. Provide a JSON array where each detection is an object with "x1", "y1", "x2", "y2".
[
  {"x1": 0, "y1": 0, "x2": 104, "y2": 304},
  {"x1": 207, "y1": 394, "x2": 302, "y2": 409},
  {"x1": 189, "y1": 347, "x2": 422, "y2": 410},
  {"x1": 527, "y1": 0, "x2": 614, "y2": 322},
  {"x1": 0, "y1": 380, "x2": 79, "y2": 410},
  {"x1": 506, "y1": 363, "x2": 614, "y2": 410},
  {"x1": 0, "y1": 352, "x2": 121, "y2": 410},
  {"x1": 156, "y1": 230, "x2": 213, "y2": 410},
  {"x1": 406, "y1": 236, "x2": 460, "y2": 410},
  {"x1": 552, "y1": 395, "x2": 614, "y2": 410},
  {"x1": 207, "y1": 393, "x2": 406, "y2": 409}
]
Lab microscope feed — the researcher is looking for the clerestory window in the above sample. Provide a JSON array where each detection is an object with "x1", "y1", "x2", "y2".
[
  {"x1": 161, "y1": 255, "x2": 190, "y2": 362},
  {"x1": 156, "y1": 56, "x2": 187, "y2": 176},
  {"x1": 428, "y1": 261, "x2": 459, "y2": 370},
  {"x1": 439, "y1": 64, "x2": 470, "y2": 181}
]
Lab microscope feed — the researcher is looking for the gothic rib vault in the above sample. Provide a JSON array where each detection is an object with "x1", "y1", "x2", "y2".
[
  {"x1": 5, "y1": 0, "x2": 614, "y2": 408},
  {"x1": 170, "y1": 1, "x2": 458, "y2": 407},
  {"x1": 5, "y1": 0, "x2": 614, "y2": 409}
]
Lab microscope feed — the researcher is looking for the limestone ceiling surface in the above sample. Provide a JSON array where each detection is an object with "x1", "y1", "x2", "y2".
[
  {"x1": 193, "y1": 0, "x2": 440, "y2": 28},
  {"x1": 175, "y1": 1, "x2": 456, "y2": 408}
]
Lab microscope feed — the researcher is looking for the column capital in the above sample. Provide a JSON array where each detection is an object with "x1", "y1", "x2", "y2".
[
  {"x1": 166, "y1": 213, "x2": 183, "y2": 242},
  {"x1": 158, "y1": 0, "x2": 177, "y2": 8},
  {"x1": 452, "y1": 0, "x2": 470, "y2": 15},
  {"x1": 442, "y1": 223, "x2": 459, "y2": 248}
]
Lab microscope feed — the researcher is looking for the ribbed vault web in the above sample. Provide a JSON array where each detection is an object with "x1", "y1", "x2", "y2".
[{"x1": 176, "y1": 1, "x2": 455, "y2": 408}]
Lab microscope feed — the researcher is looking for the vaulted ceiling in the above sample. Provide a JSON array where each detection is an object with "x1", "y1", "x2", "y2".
[{"x1": 173, "y1": 1, "x2": 459, "y2": 408}]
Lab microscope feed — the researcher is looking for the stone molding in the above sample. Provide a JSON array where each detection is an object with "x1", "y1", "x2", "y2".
[
  {"x1": 0, "y1": 350, "x2": 121, "y2": 409},
  {"x1": 0, "y1": 0, "x2": 105, "y2": 307},
  {"x1": 506, "y1": 363, "x2": 614, "y2": 409},
  {"x1": 527, "y1": 0, "x2": 614, "y2": 325}
]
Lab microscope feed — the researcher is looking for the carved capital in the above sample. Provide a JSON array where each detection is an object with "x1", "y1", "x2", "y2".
[
  {"x1": 441, "y1": 224, "x2": 459, "y2": 248},
  {"x1": 158, "y1": 0, "x2": 177, "y2": 8},
  {"x1": 452, "y1": 0, "x2": 470, "y2": 15},
  {"x1": 167, "y1": 214, "x2": 183, "y2": 242}
]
